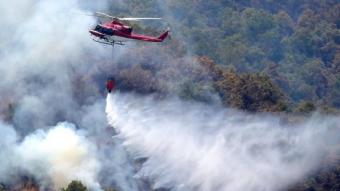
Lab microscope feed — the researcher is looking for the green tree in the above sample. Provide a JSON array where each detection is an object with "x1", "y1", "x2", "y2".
[
  {"x1": 62, "y1": 181, "x2": 87, "y2": 191},
  {"x1": 242, "y1": 8, "x2": 276, "y2": 40},
  {"x1": 295, "y1": 101, "x2": 316, "y2": 113}
]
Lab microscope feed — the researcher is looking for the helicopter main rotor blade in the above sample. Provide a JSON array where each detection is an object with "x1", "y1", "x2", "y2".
[
  {"x1": 76, "y1": 11, "x2": 163, "y2": 21},
  {"x1": 119, "y1": 18, "x2": 162, "y2": 21},
  {"x1": 95, "y1": 12, "x2": 162, "y2": 21},
  {"x1": 94, "y1": 12, "x2": 117, "y2": 20}
]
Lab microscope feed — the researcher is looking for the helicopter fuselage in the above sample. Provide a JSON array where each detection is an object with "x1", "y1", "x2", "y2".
[{"x1": 89, "y1": 20, "x2": 168, "y2": 45}]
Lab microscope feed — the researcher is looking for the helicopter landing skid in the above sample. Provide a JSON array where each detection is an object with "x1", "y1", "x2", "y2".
[{"x1": 92, "y1": 38, "x2": 125, "y2": 46}]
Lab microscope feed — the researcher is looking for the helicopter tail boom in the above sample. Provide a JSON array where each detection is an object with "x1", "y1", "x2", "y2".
[{"x1": 157, "y1": 30, "x2": 169, "y2": 42}]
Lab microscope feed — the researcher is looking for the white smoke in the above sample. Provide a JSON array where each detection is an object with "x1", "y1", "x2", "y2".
[
  {"x1": 0, "y1": 121, "x2": 101, "y2": 190},
  {"x1": 106, "y1": 93, "x2": 340, "y2": 191},
  {"x1": 0, "y1": 0, "x2": 98, "y2": 132},
  {"x1": 0, "y1": 0, "x2": 141, "y2": 190}
]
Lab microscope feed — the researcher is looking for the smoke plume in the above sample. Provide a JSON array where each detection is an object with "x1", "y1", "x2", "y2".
[
  {"x1": 0, "y1": 0, "x2": 141, "y2": 190},
  {"x1": 0, "y1": 122, "x2": 100, "y2": 190},
  {"x1": 106, "y1": 93, "x2": 340, "y2": 191}
]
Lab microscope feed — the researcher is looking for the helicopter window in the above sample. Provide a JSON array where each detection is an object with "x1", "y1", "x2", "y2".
[
  {"x1": 94, "y1": 25, "x2": 113, "y2": 35},
  {"x1": 94, "y1": 25, "x2": 103, "y2": 33},
  {"x1": 127, "y1": 27, "x2": 132, "y2": 33},
  {"x1": 93, "y1": 24, "x2": 116, "y2": 36},
  {"x1": 104, "y1": 28, "x2": 114, "y2": 35}
]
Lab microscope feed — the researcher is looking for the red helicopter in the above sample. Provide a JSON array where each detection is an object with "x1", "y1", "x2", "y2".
[{"x1": 88, "y1": 12, "x2": 169, "y2": 46}]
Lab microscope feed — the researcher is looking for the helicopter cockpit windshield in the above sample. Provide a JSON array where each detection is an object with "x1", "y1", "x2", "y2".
[{"x1": 94, "y1": 25, "x2": 114, "y2": 35}]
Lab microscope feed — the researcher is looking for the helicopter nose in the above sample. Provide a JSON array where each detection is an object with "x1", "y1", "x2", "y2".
[
  {"x1": 89, "y1": 30, "x2": 103, "y2": 37},
  {"x1": 89, "y1": 30, "x2": 95, "y2": 36}
]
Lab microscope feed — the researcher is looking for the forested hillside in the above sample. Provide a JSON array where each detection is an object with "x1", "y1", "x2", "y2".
[
  {"x1": 104, "y1": 0, "x2": 340, "y2": 109},
  {"x1": 94, "y1": 1, "x2": 340, "y2": 190}
]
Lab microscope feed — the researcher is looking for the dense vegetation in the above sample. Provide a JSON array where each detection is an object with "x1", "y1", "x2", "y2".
[
  {"x1": 97, "y1": 1, "x2": 340, "y2": 190},
  {"x1": 109, "y1": 55, "x2": 286, "y2": 112},
  {"x1": 106, "y1": 0, "x2": 340, "y2": 109}
]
